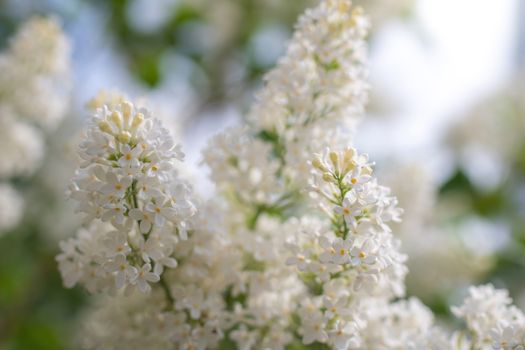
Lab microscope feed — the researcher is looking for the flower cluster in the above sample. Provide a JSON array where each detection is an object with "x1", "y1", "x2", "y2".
[
  {"x1": 452, "y1": 285, "x2": 525, "y2": 350},
  {"x1": 248, "y1": 0, "x2": 369, "y2": 184},
  {"x1": 360, "y1": 297, "x2": 436, "y2": 349},
  {"x1": 284, "y1": 147, "x2": 407, "y2": 349},
  {"x1": 195, "y1": 3, "x2": 378, "y2": 347},
  {"x1": 58, "y1": 100, "x2": 195, "y2": 293},
  {"x1": 203, "y1": 0, "x2": 370, "y2": 215},
  {"x1": 0, "y1": 113, "x2": 45, "y2": 179},
  {"x1": 408, "y1": 284, "x2": 525, "y2": 350},
  {"x1": 0, "y1": 17, "x2": 71, "y2": 234},
  {"x1": 0, "y1": 16, "x2": 71, "y2": 130},
  {"x1": 56, "y1": 1, "x2": 525, "y2": 349},
  {"x1": 202, "y1": 127, "x2": 283, "y2": 206}
]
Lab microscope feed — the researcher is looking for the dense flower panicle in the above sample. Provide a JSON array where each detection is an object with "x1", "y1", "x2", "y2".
[
  {"x1": 250, "y1": 0, "x2": 368, "y2": 133},
  {"x1": 0, "y1": 16, "x2": 71, "y2": 130},
  {"x1": 282, "y1": 147, "x2": 407, "y2": 349},
  {"x1": 0, "y1": 113, "x2": 45, "y2": 178},
  {"x1": 55, "y1": 1, "x2": 525, "y2": 349},
  {"x1": 359, "y1": 298, "x2": 435, "y2": 349},
  {"x1": 0, "y1": 17, "x2": 71, "y2": 233},
  {"x1": 308, "y1": 147, "x2": 406, "y2": 294},
  {"x1": 452, "y1": 285, "x2": 525, "y2": 350},
  {"x1": 77, "y1": 202, "x2": 236, "y2": 350},
  {"x1": 407, "y1": 284, "x2": 525, "y2": 350},
  {"x1": 248, "y1": 0, "x2": 369, "y2": 184},
  {"x1": 202, "y1": 127, "x2": 283, "y2": 205},
  {"x1": 223, "y1": 215, "x2": 308, "y2": 349},
  {"x1": 0, "y1": 17, "x2": 70, "y2": 179},
  {"x1": 203, "y1": 1, "x2": 371, "y2": 212},
  {"x1": 58, "y1": 100, "x2": 195, "y2": 293}
]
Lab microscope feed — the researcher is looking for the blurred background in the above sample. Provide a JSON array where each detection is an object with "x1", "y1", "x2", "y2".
[{"x1": 0, "y1": 0, "x2": 524, "y2": 348}]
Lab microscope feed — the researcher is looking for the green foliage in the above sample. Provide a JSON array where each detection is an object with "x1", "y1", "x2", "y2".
[{"x1": 0, "y1": 219, "x2": 86, "y2": 349}]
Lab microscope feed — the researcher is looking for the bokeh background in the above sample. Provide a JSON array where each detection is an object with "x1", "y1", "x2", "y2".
[{"x1": 0, "y1": 0, "x2": 524, "y2": 348}]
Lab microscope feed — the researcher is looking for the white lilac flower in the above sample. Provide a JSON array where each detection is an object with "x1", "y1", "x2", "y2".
[
  {"x1": 57, "y1": 98, "x2": 196, "y2": 293},
  {"x1": 248, "y1": 0, "x2": 369, "y2": 186},
  {"x1": 349, "y1": 239, "x2": 378, "y2": 267},
  {"x1": 279, "y1": 145, "x2": 408, "y2": 348},
  {"x1": 491, "y1": 324, "x2": 525, "y2": 350},
  {"x1": 230, "y1": 325, "x2": 258, "y2": 350},
  {"x1": 0, "y1": 115, "x2": 45, "y2": 178},
  {"x1": 58, "y1": 2, "x2": 525, "y2": 349},
  {"x1": 406, "y1": 285, "x2": 525, "y2": 350},
  {"x1": 329, "y1": 320, "x2": 360, "y2": 350},
  {"x1": 202, "y1": 126, "x2": 282, "y2": 206},
  {"x1": 359, "y1": 297, "x2": 435, "y2": 349},
  {"x1": 300, "y1": 310, "x2": 328, "y2": 345},
  {"x1": 104, "y1": 253, "x2": 138, "y2": 290},
  {"x1": 0, "y1": 17, "x2": 71, "y2": 130},
  {"x1": 452, "y1": 284, "x2": 525, "y2": 349},
  {"x1": 133, "y1": 264, "x2": 160, "y2": 293},
  {"x1": 261, "y1": 324, "x2": 293, "y2": 350},
  {"x1": 305, "y1": 148, "x2": 407, "y2": 295}
]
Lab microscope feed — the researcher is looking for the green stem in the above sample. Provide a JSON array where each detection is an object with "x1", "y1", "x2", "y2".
[
  {"x1": 334, "y1": 173, "x2": 350, "y2": 239},
  {"x1": 247, "y1": 205, "x2": 264, "y2": 230},
  {"x1": 129, "y1": 179, "x2": 174, "y2": 309},
  {"x1": 131, "y1": 179, "x2": 138, "y2": 209},
  {"x1": 159, "y1": 276, "x2": 175, "y2": 310}
]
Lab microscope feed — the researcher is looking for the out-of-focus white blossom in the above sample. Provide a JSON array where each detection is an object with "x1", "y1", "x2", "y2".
[
  {"x1": 202, "y1": 126, "x2": 283, "y2": 205},
  {"x1": 0, "y1": 114, "x2": 45, "y2": 178},
  {"x1": 58, "y1": 99, "x2": 195, "y2": 293},
  {"x1": 203, "y1": 0, "x2": 371, "y2": 213},
  {"x1": 249, "y1": 0, "x2": 368, "y2": 133},
  {"x1": 248, "y1": 0, "x2": 369, "y2": 186},
  {"x1": 449, "y1": 73, "x2": 525, "y2": 191},
  {"x1": 452, "y1": 284, "x2": 525, "y2": 349},
  {"x1": 359, "y1": 297, "x2": 435, "y2": 349},
  {"x1": 0, "y1": 16, "x2": 71, "y2": 234},
  {"x1": 0, "y1": 183, "x2": 24, "y2": 233},
  {"x1": 409, "y1": 284, "x2": 525, "y2": 350},
  {"x1": 354, "y1": 0, "x2": 413, "y2": 28},
  {"x1": 386, "y1": 163, "x2": 494, "y2": 300},
  {"x1": 0, "y1": 16, "x2": 71, "y2": 130}
]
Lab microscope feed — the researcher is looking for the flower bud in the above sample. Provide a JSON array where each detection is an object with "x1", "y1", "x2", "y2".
[
  {"x1": 110, "y1": 111, "x2": 122, "y2": 129},
  {"x1": 98, "y1": 121, "x2": 112, "y2": 134},
  {"x1": 323, "y1": 172, "x2": 335, "y2": 183},
  {"x1": 132, "y1": 113, "x2": 144, "y2": 129},
  {"x1": 117, "y1": 131, "x2": 132, "y2": 144},
  {"x1": 329, "y1": 151, "x2": 339, "y2": 169},
  {"x1": 312, "y1": 157, "x2": 327, "y2": 172},
  {"x1": 122, "y1": 101, "x2": 133, "y2": 124}
]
